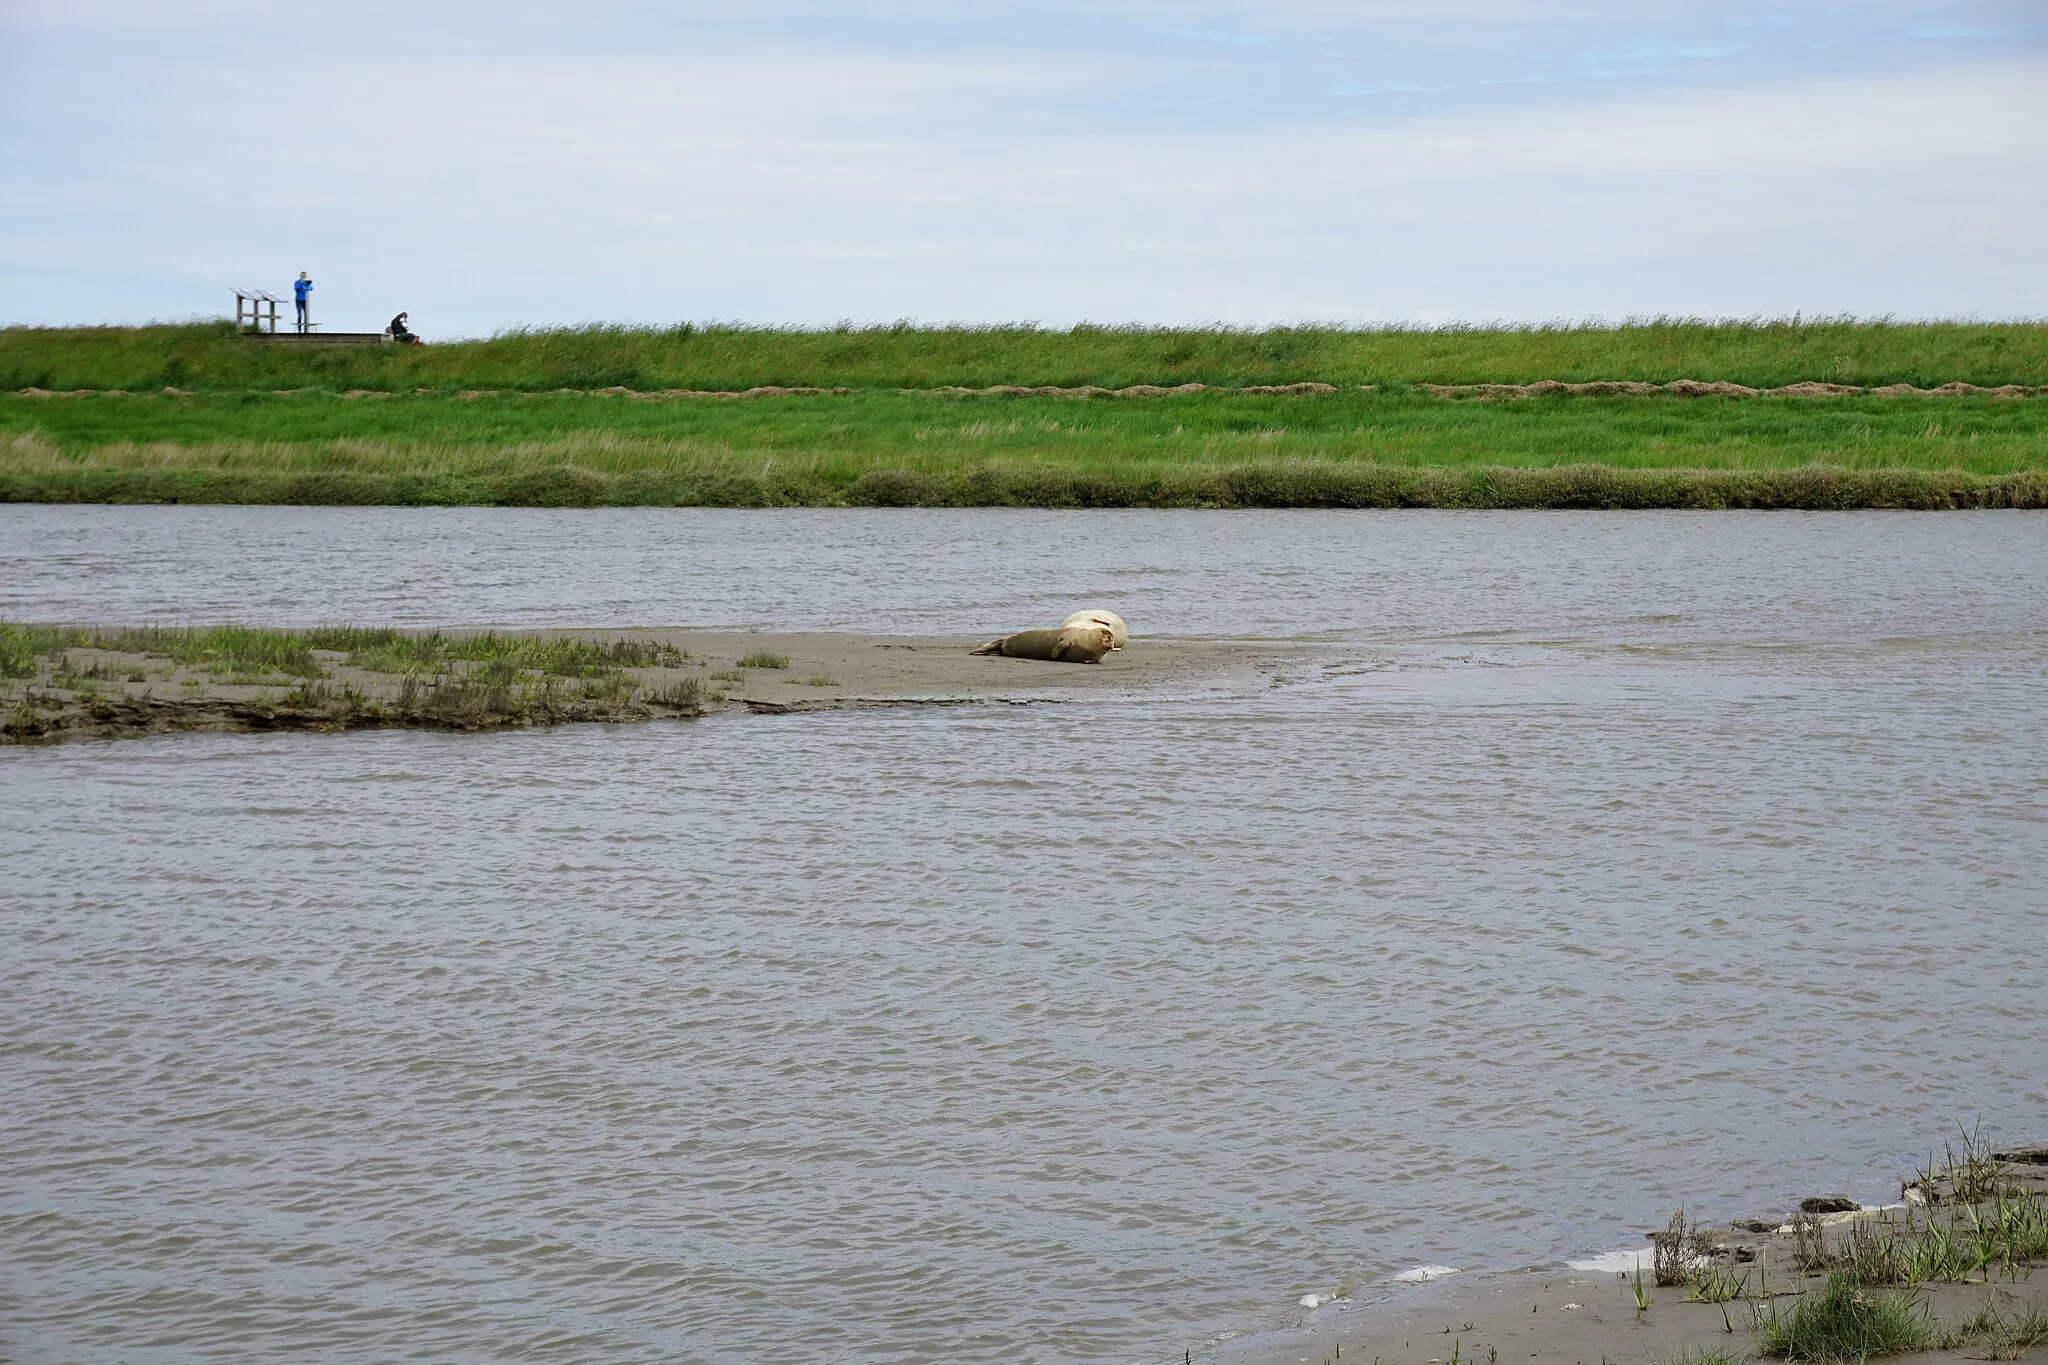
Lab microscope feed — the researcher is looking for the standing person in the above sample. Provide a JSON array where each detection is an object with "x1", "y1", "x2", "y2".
[{"x1": 292, "y1": 271, "x2": 312, "y2": 332}]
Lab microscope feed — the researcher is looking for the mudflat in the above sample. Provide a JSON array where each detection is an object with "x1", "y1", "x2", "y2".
[{"x1": 2, "y1": 625, "x2": 1316, "y2": 743}]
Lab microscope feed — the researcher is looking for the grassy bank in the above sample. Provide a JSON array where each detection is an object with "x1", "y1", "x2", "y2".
[
  {"x1": 6, "y1": 319, "x2": 2048, "y2": 392},
  {"x1": 6, "y1": 321, "x2": 2046, "y2": 508},
  {"x1": 5, "y1": 386, "x2": 2048, "y2": 508}
]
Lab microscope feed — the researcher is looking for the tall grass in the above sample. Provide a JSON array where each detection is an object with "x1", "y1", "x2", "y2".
[
  {"x1": 5, "y1": 318, "x2": 2047, "y2": 392},
  {"x1": 5, "y1": 447, "x2": 2044, "y2": 509},
  {"x1": 1751, "y1": 1274, "x2": 1933, "y2": 1361}
]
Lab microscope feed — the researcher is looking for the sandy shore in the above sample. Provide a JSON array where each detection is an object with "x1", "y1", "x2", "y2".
[
  {"x1": 579, "y1": 629, "x2": 1292, "y2": 712},
  {"x1": 2, "y1": 628, "x2": 1322, "y2": 743},
  {"x1": 1230, "y1": 1152, "x2": 2048, "y2": 1365},
  {"x1": 1240, "y1": 1263, "x2": 2048, "y2": 1365}
]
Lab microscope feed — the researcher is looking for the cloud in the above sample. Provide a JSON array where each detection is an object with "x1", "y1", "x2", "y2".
[{"x1": 2, "y1": 2, "x2": 2043, "y2": 329}]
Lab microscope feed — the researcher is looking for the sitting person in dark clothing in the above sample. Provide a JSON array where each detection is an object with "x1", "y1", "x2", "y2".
[{"x1": 388, "y1": 312, "x2": 421, "y2": 346}]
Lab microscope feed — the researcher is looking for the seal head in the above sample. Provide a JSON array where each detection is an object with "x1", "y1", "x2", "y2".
[{"x1": 1062, "y1": 609, "x2": 1127, "y2": 650}]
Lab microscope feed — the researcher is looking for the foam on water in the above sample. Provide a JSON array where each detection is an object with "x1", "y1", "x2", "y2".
[{"x1": 1567, "y1": 1248, "x2": 1659, "y2": 1275}]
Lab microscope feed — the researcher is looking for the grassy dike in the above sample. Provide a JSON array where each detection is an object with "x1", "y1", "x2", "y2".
[
  {"x1": 10, "y1": 319, "x2": 2048, "y2": 391},
  {"x1": 5, "y1": 320, "x2": 2047, "y2": 508}
]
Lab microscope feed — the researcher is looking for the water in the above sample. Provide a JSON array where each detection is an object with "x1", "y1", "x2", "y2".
[{"x1": 3, "y1": 507, "x2": 2046, "y2": 1364}]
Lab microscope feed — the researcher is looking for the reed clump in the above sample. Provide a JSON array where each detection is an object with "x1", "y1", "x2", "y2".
[
  {"x1": 1751, "y1": 1274, "x2": 1933, "y2": 1360},
  {"x1": 1654, "y1": 1209, "x2": 1722, "y2": 1287}
]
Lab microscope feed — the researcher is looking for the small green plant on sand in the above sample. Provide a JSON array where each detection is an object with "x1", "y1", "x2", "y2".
[
  {"x1": 737, "y1": 650, "x2": 789, "y2": 669},
  {"x1": 1943, "y1": 1304, "x2": 2048, "y2": 1360},
  {"x1": 1909, "y1": 1124, "x2": 2019, "y2": 1207},
  {"x1": 1653, "y1": 1348, "x2": 1736, "y2": 1365},
  {"x1": 1838, "y1": 1221, "x2": 1908, "y2": 1287},
  {"x1": 1684, "y1": 1260, "x2": 1752, "y2": 1304},
  {"x1": 1632, "y1": 1265, "x2": 1652, "y2": 1314},
  {"x1": 646, "y1": 676, "x2": 702, "y2": 709},
  {"x1": 1792, "y1": 1212, "x2": 1835, "y2": 1274},
  {"x1": 709, "y1": 668, "x2": 743, "y2": 682},
  {"x1": 1751, "y1": 1273, "x2": 1932, "y2": 1360}
]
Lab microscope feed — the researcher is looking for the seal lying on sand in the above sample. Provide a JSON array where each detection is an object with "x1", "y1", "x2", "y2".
[
  {"x1": 1061, "y1": 609, "x2": 1127, "y2": 650},
  {"x1": 970, "y1": 624, "x2": 1116, "y2": 664}
]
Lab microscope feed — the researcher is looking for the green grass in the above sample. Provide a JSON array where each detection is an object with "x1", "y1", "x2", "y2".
[
  {"x1": 1752, "y1": 1275, "x2": 1934, "y2": 1361},
  {"x1": 0, "y1": 623, "x2": 84, "y2": 678},
  {"x1": 3, "y1": 390, "x2": 2047, "y2": 508},
  {"x1": 5, "y1": 321, "x2": 2046, "y2": 508},
  {"x1": 736, "y1": 650, "x2": 789, "y2": 669},
  {"x1": 7, "y1": 388, "x2": 2048, "y2": 475},
  {"x1": 1685, "y1": 1262, "x2": 1754, "y2": 1304},
  {"x1": 6, "y1": 319, "x2": 2048, "y2": 392},
  {"x1": 26, "y1": 625, "x2": 329, "y2": 678},
  {"x1": 300, "y1": 627, "x2": 683, "y2": 677}
]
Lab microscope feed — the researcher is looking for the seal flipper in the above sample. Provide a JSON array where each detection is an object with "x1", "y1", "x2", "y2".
[{"x1": 969, "y1": 639, "x2": 1003, "y2": 655}]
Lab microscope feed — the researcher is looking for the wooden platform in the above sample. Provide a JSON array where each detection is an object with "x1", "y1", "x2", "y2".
[{"x1": 246, "y1": 332, "x2": 389, "y2": 347}]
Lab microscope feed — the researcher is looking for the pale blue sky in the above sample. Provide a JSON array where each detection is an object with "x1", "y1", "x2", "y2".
[{"x1": 2, "y1": 0, "x2": 2043, "y2": 335}]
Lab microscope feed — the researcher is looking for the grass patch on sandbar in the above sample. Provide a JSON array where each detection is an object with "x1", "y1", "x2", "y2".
[
  {"x1": 1, "y1": 623, "x2": 708, "y2": 743},
  {"x1": 1752, "y1": 1275, "x2": 1934, "y2": 1360}
]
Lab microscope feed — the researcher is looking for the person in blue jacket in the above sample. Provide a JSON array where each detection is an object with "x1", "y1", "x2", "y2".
[{"x1": 292, "y1": 272, "x2": 312, "y2": 331}]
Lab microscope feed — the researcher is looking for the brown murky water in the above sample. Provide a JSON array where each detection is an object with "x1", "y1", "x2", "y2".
[{"x1": 3, "y1": 508, "x2": 2046, "y2": 1363}]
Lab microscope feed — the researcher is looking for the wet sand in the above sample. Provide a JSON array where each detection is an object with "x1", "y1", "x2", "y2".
[
  {"x1": 1248, "y1": 1265, "x2": 2048, "y2": 1365},
  {"x1": 1237, "y1": 1156, "x2": 2048, "y2": 1365}
]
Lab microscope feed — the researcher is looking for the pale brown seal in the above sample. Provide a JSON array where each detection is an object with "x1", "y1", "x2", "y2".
[
  {"x1": 969, "y1": 624, "x2": 1115, "y2": 664},
  {"x1": 1061, "y1": 609, "x2": 1127, "y2": 650}
]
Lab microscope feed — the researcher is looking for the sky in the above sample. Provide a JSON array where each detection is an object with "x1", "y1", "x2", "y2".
[{"x1": 1, "y1": 0, "x2": 2044, "y2": 335}]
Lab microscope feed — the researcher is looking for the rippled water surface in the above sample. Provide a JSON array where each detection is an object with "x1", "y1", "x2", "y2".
[{"x1": 3, "y1": 507, "x2": 2046, "y2": 1364}]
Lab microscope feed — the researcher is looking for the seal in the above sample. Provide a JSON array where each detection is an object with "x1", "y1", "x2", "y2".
[
  {"x1": 969, "y1": 624, "x2": 1115, "y2": 664},
  {"x1": 1061, "y1": 609, "x2": 1127, "y2": 650}
]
